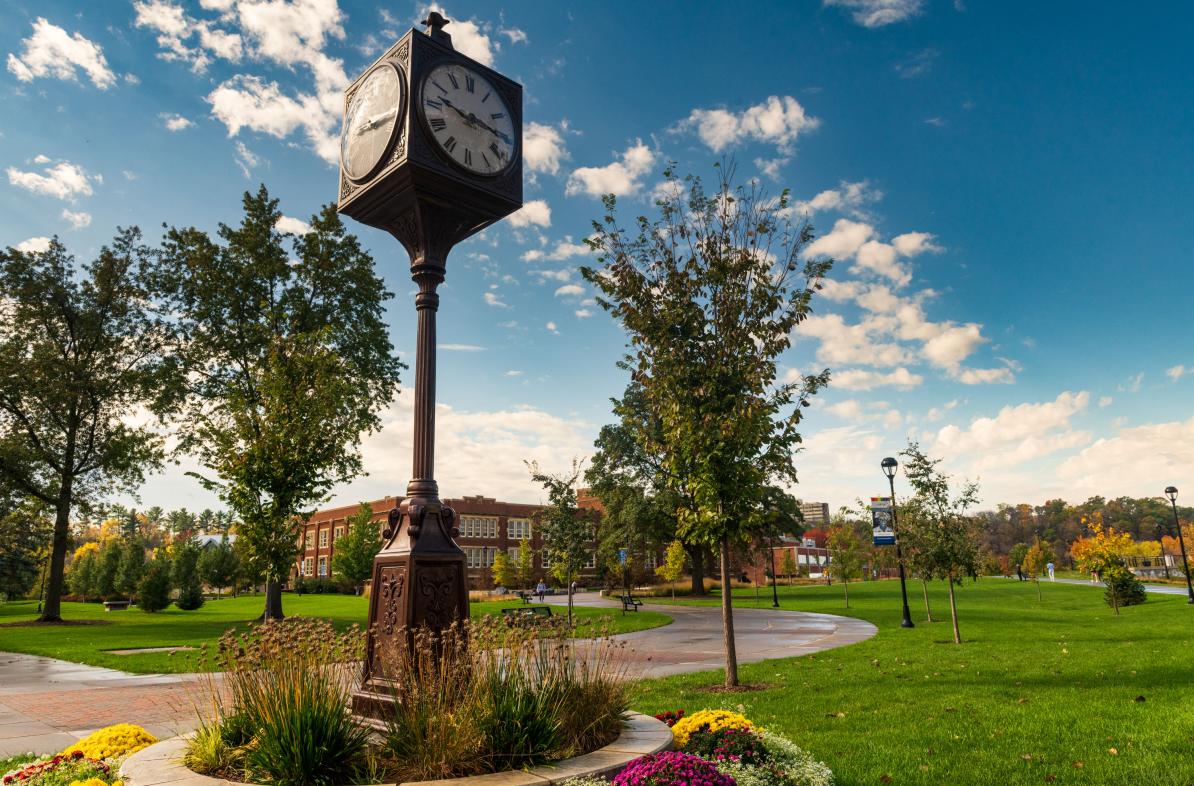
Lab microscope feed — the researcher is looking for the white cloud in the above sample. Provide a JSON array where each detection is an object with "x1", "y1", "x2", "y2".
[
  {"x1": 275, "y1": 215, "x2": 312, "y2": 235},
  {"x1": 209, "y1": 74, "x2": 339, "y2": 163},
  {"x1": 554, "y1": 284, "x2": 584, "y2": 298},
  {"x1": 499, "y1": 27, "x2": 528, "y2": 45},
  {"x1": 7, "y1": 17, "x2": 117, "y2": 89},
  {"x1": 832, "y1": 367, "x2": 924, "y2": 391},
  {"x1": 933, "y1": 391, "x2": 1091, "y2": 470},
  {"x1": 754, "y1": 157, "x2": 789, "y2": 180},
  {"x1": 61, "y1": 208, "x2": 92, "y2": 229},
  {"x1": 439, "y1": 343, "x2": 485, "y2": 352},
  {"x1": 530, "y1": 268, "x2": 573, "y2": 283},
  {"x1": 524, "y1": 121, "x2": 569, "y2": 177},
  {"x1": 795, "y1": 180, "x2": 882, "y2": 218},
  {"x1": 233, "y1": 141, "x2": 260, "y2": 178},
  {"x1": 504, "y1": 370, "x2": 524, "y2": 377},
  {"x1": 679, "y1": 96, "x2": 819, "y2": 154},
  {"x1": 951, "y1": 365, "x2": 1015, "y2": 385},
  {"x1": 804, "y1": 218, "x2": 874, "y2": 260},
  {"x1": 14, "y1": 237, "x2": 51, "y2": 253},
  {"x1": 1166, "y1": 364, "x2": 1191, "y2": 382},
  {"x1": 161, "y1": 113, "x2": 194, "y2": 131},
  {"x1": 574, "y1": 308, "x2": 593, "y2": 319},
  {"x1": 521, "y1": 236, "x2": 590, "y2": 262},
  {"x1": 134, "y1": 0, "x2": 244, "y2": 73},
  {"x1": 419, "y1": 5, "x2": 495, "y2": 66},
  {"x1": 797, "y1": 313, "x2": 913, "y2": 367},
  {"x1": 824, "y1": 0, "x2": 925, "y2": 28},
  {"x1": 545, "y1": 321, "x2": 558, "y2": 332},
  {"x1": 1057, "y1": 416, "x2": 1194, "y2": 498},
  {"x1": 1118, "y1": 372, "x2": 1144, "y2": 393},
  {"x1": 508, "y1": 199, "x2": 552, "y2": 228},
  {"x1": 1098, "y1": 396, "x2": 1113, "y2": 408},
  {"x1": 805, "y1": 219, "x2": 938, "y2": 287},
  {"x1": 6, "y1": 159, "x2": 96, "y2": 201},
  {"x1": 483, "y1": 292, "x2": 508, "y2": 308},
  {"x1": 566, "y1": 141, "x2": 655, "y2": 198}
]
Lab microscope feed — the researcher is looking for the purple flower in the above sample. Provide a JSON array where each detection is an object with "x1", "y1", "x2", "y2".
[{"x1": 613, "y1": 751, "x2": 736, "y2": 786}]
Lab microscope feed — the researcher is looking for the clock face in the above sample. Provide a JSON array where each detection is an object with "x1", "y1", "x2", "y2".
[
  {"x1": 341, "y1": 63, "x2": 405, "y2": 182},
  {"x1": 420, "y1": 63, "x2": 516, "y2": 176}
]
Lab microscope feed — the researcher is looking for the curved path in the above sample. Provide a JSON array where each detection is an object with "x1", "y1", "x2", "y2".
[
  {"x1": 0, "y1": 595, "x2": 874, "y2": 756},
  {"x1": 546, "y1": 592, "x2": 876, "y2": 678}
]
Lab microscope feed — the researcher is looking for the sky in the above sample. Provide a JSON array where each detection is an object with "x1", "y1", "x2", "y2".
[{"x1": 3, "y1": 0, "x2": 1194, "y2": 515}]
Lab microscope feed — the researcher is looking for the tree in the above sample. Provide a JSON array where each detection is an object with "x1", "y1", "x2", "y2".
[
  {"x1": 827, "y1": 519, "x2": 867, "y2": 608},
  {"x1": 330, "y1": 503, "x2": 382, "y2": 594},
  {"x1": 1008, "y1": 542, "x2": 1029, "y2": 580},
  {"x1": 488, "y1": 550, "x2": 511, "y2": 589},
  {"x1": 1022, "y1": 537, "x2": 1054, "y2": 601},
  {"x1": 0, "y1": 494, "x2": 51, "y2": 599},
  {"x1": 1071, "y1": 520, "x2": 1136, "y2": 615},
  {"x1": 116, "y1": 538, "x2": 146, "y2": 601},
  {"x1": 0, "y1": 234, "x2": 177, "y2": 621},
  {"x1": 779, "y1": 549, "x2": 797, "y2": 584},
  {"x1": 138, "y1": 553, "x2": 172, "y2": 613},
  {"x1": 581, "y1": 165, "x2": 831, "y2": 687},
  {"x1": 95, "y1": 540, "x2": 123, "y2": 600},
  {"x1": 157, "y1": 188, "x2": 402, "y2": 620},
  {"x1": 655, "y1": 539, "x2": 688, "y2": 600},
  {"x1": 529, "y1": 460, "x2": 590, "y2": 625},
  {"x1": 899, "y1": 441, "x2": 982, "y2": 645},
  {"x1": 68, "y1": 549, "x2": 98, "y2": 601},
  {"x1": 514, "y1": 539, "x2": 535, "y2": 589},
  {"x1": 198, "y1": 536, "x2": 240, "y2": 598},
  {"x1": 172, "y1": 537, "x2": 204, "y2": 611}
]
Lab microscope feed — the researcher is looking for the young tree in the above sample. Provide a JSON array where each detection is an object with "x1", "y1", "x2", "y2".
[
  {"x1": 1022, "y1": 537, "x2": 1054, "y2": 600},
  {"x1": 116, "y1": 538, "x2": 146, "y2": 601},
  {"x1": 198, "y1": 537, "x2": 240, "y2": 598},
  {"x1": 172, "y1": 537, "x2": 204, "y2": 611},
  {"x1": 655, "y1": 539, "x2": 688, "y2": 600},
  {"x1": 0, "y1": 494, "x2": 51, "y2": 600},
  {"x1": 68, "y1": 549, "x2": 98, "y2": 601},
  {"x1": 138, "y1": 553, "x2": 172, "y2": 612},
  {"x1": 0, "y1": 234, "x2": 178, "y2": 621},
  {"x1": 779, "y1": 550, "x2": 797, "y2": 584},
  {"x1": 95, "y1": 540, "x2": 123, "y2": 601},
  {"x1": 491, "y1": 550, "x2": 514, "y2": 589},
  {"x1": 1008, "y1": 542, "x2": 1029, "y2": 580},
  {"x1": 157, "y1": 188, "x2": 402, "y2": 620},
  {"x1": 529, "y1": 460, "x2": 591, "y2": 625},
  {"x1": 330, "y1": 503, "x2": 382, "y2": 595},
  {"x1": 581, "y1": 165, "x2": 831, "y2": 687},
  {"x1": 514, "y1": 539, "x2": 535, "y2": 589},
  {"x1": 827, "y1": 519, "x2": 867, "y2": 608},
  {"x1": 899, "y1": 442, "x2": 982, "y2": 644},
  {"x1": 1071, "y1": 521, "x2": 1137, "y2": 615}
]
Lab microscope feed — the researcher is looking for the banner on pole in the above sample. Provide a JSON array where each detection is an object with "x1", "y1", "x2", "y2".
[{"x1": 871, "y1": 496, "x2": 895, "y2": 545}]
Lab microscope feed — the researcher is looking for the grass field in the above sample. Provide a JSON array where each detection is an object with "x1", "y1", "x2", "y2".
[
  {"x1": 0, "y1": 593, "x2": 669, "y2": 674},
  {"x1": 633, "y1": 578, "x2": 1194, "y2": 786}
]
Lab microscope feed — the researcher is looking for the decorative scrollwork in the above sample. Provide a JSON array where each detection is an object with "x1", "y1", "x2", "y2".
[
  {"x1": 415, "y1": 565, "x2": 460, "y2": 629},
  {"x1": 378, "y1": 567, "x2": 406, "y2": 636}
]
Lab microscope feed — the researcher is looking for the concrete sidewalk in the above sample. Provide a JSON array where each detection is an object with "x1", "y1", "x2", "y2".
[{"x1": 0, "y1": 652, "x2": 206, "y2": 757}]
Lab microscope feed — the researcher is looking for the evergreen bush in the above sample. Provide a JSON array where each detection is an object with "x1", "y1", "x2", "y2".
[
  {"x1": 1105, "y1": 571, "x2": 1147, "y2": 608},
  {"x1": 138, "y1": 557, "x2": 172, "y2": 613}
]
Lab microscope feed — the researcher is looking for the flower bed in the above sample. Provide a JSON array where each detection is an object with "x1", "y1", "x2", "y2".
[{"x1": 2, "y1": 724, "x2": 157, "y2": 786}]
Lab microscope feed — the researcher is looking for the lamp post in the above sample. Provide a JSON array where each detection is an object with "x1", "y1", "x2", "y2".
[
  {"x1": 882, "y1": 457, "x2": 915, "y2": 628},
  {"x1": 1165, "y1": 487, "x2": 1194, "y2": 604},
  {"x1": 769, "y1": 537, "x2": 780, "y2": 608}
]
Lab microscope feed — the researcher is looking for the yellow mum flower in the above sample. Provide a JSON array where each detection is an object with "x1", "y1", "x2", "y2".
[
  {"x1": 670, "y1": 709, "x2": 754, "y2": 748},
  {"x1": 67, "y1": 779, "x2": 109, "y2": 786},
  {"x1": 61, "y1": 724, "x2": 158, "y2": 760}
]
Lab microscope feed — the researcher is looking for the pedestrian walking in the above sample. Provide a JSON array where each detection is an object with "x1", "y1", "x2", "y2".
[{"x1": 536, "y1": 580, "x2": 547, "y2": 602}]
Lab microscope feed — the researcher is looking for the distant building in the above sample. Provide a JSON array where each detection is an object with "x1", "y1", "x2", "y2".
[{"x1": 800, "y1": 501, "x2": 830, "y2": 527}]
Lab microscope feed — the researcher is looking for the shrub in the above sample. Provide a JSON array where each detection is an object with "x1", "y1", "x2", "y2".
[
  {"x1": 612, "y1": 751, "x2": 735, "y2": 786},
  {"x1": 175, "y1": 580, "x2": 205, "y2": 611},
  {"x1": 62, "y1": 724, "x2": 157, "y2": 759},
  {"x1": 684, "y1": 727, "x2": 768, "y2": 767},
  {"x1": 670, "y1": 709, "x2": 753, "y2": 748},
  {"x1": 172, "y1": 538, "x2": 204, "y2": 611},
  {"x1": 181, "y1": 721, "x2": 241, "y2": 776},
  {"x1": 1105, "y1": 571, "x2": 1147, "y2": 609},
  {"x1": 137, "y1": 559, "x2": 171, "y2": 613},
  {"x1": 192, "y1": 618, "x2": 369, "y2": 786}
]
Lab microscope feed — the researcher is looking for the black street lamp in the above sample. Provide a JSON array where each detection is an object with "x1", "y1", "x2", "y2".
[
  {"x1": 1165, "y1": 486, "x2": 1194, "y2": 604},
  {"x1": 769, "y1": 537, "x2": 780, "y2": 608},
  {"x1": 882, "y1": 457, "x2": 915, "y2": 628}
]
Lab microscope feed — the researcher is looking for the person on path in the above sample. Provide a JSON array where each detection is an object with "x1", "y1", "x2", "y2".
[
  {"x1": 536, "y1": 580, "x2": 547, "y2": 602},
  {"x1": 1046, "y1": 561, "x2": 1055, "y2": 581}
]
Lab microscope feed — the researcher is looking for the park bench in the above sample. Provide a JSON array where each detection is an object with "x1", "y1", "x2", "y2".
[
  {"x1": 501, "y1": 606, "x2": 553, "y2": 623},
  {"x1": 620, "y1": 594, "x2": 643, "y2": 613},
  {"x1": 103, "y1": 600, "x2": 131, "y2": 611},
  {"x1": 515, "y1": 590, "x2": 534, "y2": 604}
]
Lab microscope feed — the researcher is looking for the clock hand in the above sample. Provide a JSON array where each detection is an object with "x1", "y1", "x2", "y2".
[
  {"x1": 356, "y1": 109, "x2": 397, "y2": 134},
  {"x1": 440, "y1": 97, "x2": 512, "y2": 146}
]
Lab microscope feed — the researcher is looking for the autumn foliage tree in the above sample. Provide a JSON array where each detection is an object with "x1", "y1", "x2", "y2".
[
  {"x1": 1022, "y1": 537, "x2": 1055, "y2": 600},
  {"x1": 1070, "y1": 519, "x2": 1142, "y2": 614},
  {"x1": 581, "y1": 165, "x2": 831, "y2": 687}
]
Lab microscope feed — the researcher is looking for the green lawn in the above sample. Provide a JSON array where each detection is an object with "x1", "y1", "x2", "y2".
[
  {"x1": 633, "y1": 579, "x2": 1194, "y2": 786},
  {"x1": 0, "y1": 594, "x2": 669, "y2": 674}
]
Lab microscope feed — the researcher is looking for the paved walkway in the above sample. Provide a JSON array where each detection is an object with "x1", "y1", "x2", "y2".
[
  {"x1": 1052, "y1": 576, "x2": 1193, "y2": 596},
  {"x1": 545, "y1": 592, "x2": 877, "y2": 678},
  {"x1": 0, "y1": 596, "x2": 875, "y2": 756},
  {"x1": 0, "y1": 653, "x2": 206, "y2": 757}
]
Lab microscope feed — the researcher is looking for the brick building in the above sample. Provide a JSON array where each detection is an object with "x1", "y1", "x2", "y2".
[{"x1": 295, "y1": 493, "x2": 604, "y2": 589}]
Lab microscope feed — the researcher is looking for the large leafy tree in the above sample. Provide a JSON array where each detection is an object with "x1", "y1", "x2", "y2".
[
  {"x1": 0, "y1": 234, "x2": 177, "y2": 621},
  {"x1": 898, "y1": 441, "x2": 982, "y2": 645},
  {"x1": 0, "y1": 491, "x2": 51, "y2": 599},
  {"x1": 157, "y1": 187, "x2": 402, "y2": 620},
  {"x1": 581, "y1": 165, "x2": 830, "y2": 687}
]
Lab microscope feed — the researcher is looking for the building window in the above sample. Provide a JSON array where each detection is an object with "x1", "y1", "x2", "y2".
[
  {"x1": 303, "y1": 557, "x2": 314, "y2": 576},
  {"x1": 507, "y1": 518, "x2": 532, "y2": 540},
  {"x1": 460, "y1": 516, "x2": 498, "y2": 539},
  {"x1": 464, "y1": 547, "x2": 496, "y2": 568},
  {"x1": 508, "y1": 546, "x2": 521, "y2": 561},
  {"x1": 644, "y1": 552, "x2": 658, "y2": 569},
  {"x1": 305, "y1": 532, "x2": 314, "y2": 549},
  {"x1": 317, "y1": 556, "x2": 328, "y2": 577},
  {"x1": 334, "y1": 526, "x2": 344, "y2": 541},
  {"x1": 585, "y1": 552, "x2": 596, "y2": 569},
  {"x1": 319, "y1": 530, "x2": 328, "y2": 548}
]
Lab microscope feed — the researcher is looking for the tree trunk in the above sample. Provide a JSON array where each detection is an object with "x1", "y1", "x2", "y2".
[
  {"x1": 262, "y1": 580, "x2": 285, "y2": 621},
  {"x1": 719, "y1": 539, "x2": 739, "y2": 688},
  {"x1": 39, "y1": 483, "x2": 74, "y2": 623},
  {"x1": 843, "y1": 576, "x2": 850, "y2": 608},
  {"x1": 567, "y1": 569, "x2": 574, "y2": 625},
  {"x1": 688, "y1": 545, "x2": 706, "y2": 595},
  {"x1": 947, "y1": 579, "x2": 961, "y2": 644},
  {"x1": 921, "y1": 579, "x2": 934, "y2": 622},
  {"x1": 1035, "y1": 578, "x2": 1041, "y2": 601}
]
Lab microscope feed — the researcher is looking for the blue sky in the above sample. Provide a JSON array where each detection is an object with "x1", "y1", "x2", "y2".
[{"x1": 3, "y1": 0, "x2": 1193, "y2": 513}]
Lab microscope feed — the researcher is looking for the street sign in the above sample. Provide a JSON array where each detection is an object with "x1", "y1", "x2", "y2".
[
  {"x1": 871, "y1": 496, "x2": 896, "y2": 546},
  {"x1": 618, "y1": 548, "x2": 628, "y2": 565}
]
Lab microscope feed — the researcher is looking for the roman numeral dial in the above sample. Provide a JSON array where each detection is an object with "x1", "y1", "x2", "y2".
[
  {"x1": 341, "y1": 62, "x2": 405, "y2": 182},
  {"x1": 419, "y1": 62, "x2": 515, "y2": 175}
]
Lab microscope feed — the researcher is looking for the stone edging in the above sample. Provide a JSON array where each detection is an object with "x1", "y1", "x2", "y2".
[{"x1": 120, "y1": 712, "x2": 673, "y2": 786}]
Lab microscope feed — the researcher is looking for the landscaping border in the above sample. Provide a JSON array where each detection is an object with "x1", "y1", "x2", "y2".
[{"x1": 120, "y1": 712, "x2": 673, "y2": 786}]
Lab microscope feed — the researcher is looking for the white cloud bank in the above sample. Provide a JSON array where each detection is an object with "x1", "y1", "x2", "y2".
[{"x1": 7, "y1": 17, "x2": 117, "y2": 89}]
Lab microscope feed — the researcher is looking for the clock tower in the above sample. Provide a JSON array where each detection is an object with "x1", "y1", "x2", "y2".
[{"x1": 337, "y1": 13, "x2": 523, "y2": 723}]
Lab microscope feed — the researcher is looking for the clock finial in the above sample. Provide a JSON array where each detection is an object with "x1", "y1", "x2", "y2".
[{"x1": 422, "y1": 11, "x2": 452, "y2": 46}]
